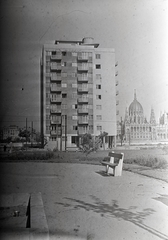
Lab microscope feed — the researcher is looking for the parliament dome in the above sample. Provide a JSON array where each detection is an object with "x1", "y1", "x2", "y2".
[{"x1": 129, "y1": 91, "x2": 143, "y2": 115}]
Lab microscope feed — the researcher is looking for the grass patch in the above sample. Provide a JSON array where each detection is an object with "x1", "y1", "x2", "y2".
[
  {"x1": 7, "y1": 151, "x2": 56, "y2": 161},
  {"x1": 124, "y1": 156, "x2": 168, "y2": 169}
]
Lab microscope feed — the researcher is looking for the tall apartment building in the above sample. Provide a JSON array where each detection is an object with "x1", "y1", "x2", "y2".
[{"x1": 40, "y1": 37, "x2": 117, "y2": 150}]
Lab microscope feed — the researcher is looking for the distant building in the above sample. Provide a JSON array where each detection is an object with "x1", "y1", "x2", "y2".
[
  {"x1": 124, "y1": 91, "x2": 168, "y2": 144},
  {"x1": 40, "y1": 37, "x2": 117, "y2": 150},
  {"x1": 157, "y1": 112, "x2": 168, "y2": 141},
  {"x1": 0, "y1": 125, "x2": 20, "y2": 141}
]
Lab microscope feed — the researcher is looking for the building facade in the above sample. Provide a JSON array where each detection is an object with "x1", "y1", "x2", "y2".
[
  {"x1": 0, "y1": 125, "x2": 20, "y2": 141},
  {"x1": 40, "y1": 37, "x2": 117, "y2": 150},
  {"x1": 124, "y1": 91, "x2": 168, "y2": 144},
  {"x1": 157, "y1": 112, "x2": 168, "y2": 141}
]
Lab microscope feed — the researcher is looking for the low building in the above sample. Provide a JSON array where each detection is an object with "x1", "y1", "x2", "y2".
[{"x1": 0, "y1": 125, "x2": 20, "y2": 141}]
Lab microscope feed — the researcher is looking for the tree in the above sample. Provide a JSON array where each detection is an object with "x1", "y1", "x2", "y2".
[
  {"x1": 35, "y1": 132, "x2": 48, "y2": 148},
  {"x1": 119, "y1": 118, "x2": 125, "y2": 146},
  {"x1": 18, "y1": 129, "x2": 31, "y2": 142},
  {"x1": 79, "y1": 131, "x2": 108, "y2": 156}
]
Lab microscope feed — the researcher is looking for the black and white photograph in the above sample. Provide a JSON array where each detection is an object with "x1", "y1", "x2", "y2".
[{"x1": 0, "y1": 0, "x2": 168, "y2": 239}]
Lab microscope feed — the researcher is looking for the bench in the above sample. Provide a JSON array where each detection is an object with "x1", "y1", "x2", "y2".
[{"x1": 101, "y1": 151, "x2": 124, "y2": 176}]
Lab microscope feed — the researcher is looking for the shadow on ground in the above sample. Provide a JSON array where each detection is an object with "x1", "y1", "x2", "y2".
[{"x1": 55, "y1": 196, "x2": 168, "y2": 240}]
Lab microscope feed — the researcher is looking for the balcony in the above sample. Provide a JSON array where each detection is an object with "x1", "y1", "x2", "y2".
[
  {"x1": 51, "y1": 109, "x2": 61, "y2": 113},
  {"x1": 51, "y1": 55, "x2": 62, "y2": 60},
  {"x1": 50, "y1": 98, "x2": 62, "y2": 103},
  {"x1": 77, "y1": 75, "x2": 88, "y2": 82},
  {"x1": 50, "y1": 86, "x2": 61, "y2": 92},
  {"x1": 116, "y1": 80, "x2": 119, "y2": 86},
  {"x1": 116, "y1": 90, "x2": 119, "y2": 96},
  {"x1": 78, "y1": 108, "x2": 88, "y2": 114},
  {"x1": 51, "y1": 65, "x2": 61, "y2": 71},
  {"x1": 51, "y1": 75, "x2": 61, "y2": 81},
  {"x1": 78, "y1": 119, "x2": 88, "y2": 124},
  {"x1": 51, "y1": 119, "x2": 61, "y2": 124},
  {"x1": 78, "y1": 97, "x2": 88, "y2": 103},
  {"x1": 77, "y1": 64, "x2": 88, "y2": 71},
  {"x1": 116, "y1": 100, "x2": 119, "y2": 105},
  {"x1": 50, "y1": 130, "x2": 62, "y2": 136},
  {"x1": 78, "y1": 129, "x2": 88, "y2": 135},
  {"x1": 78, "y1": 87, "x2": 88, "y2": 92},
  {"x1": 78, "y1": 55, "x2": 88, "y2": 61}
]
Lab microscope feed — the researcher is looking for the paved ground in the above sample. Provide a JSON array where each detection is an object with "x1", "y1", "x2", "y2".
[{"x1": 0, "y1": 162, "x2": 168, "y2": 240}]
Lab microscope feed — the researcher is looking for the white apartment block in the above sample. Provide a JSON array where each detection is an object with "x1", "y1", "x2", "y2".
[{"x1": 40, "y1": 37, "x2": 117, "y2": 150}]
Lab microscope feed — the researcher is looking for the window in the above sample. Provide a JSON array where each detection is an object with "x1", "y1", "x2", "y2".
[
  {"x1": 46, "y1": 67, "x2": 50, "y2": 73},
  {"x1": 96, "y1": 84, "x2": 101, "y2": 89},
  {"x1": 72, "y1": 62, "x2": 77, "y2": 67},
  {"x1": 69, "y1": 72, "x2": 76, "y2": 77},
  {"x1": 72, "y1": 93, "x2": 77, "y2": 98},
  {"x1": 61, "y1": 83, "x2": 67, "y2": 88},
  {"x1": 62, "y1": 72, "x2": 67, "y2": 77},
  {"x1": 71, "y1": 135, "x2": 78, "y2": 144},
  {"x1": 88, "y1": 105, "x2": 93, "y2": 109},
  {"x1": 72, "y1": 83, "x2": 77, "y2": 88},
  {"x1": 96, "y1": 95, "x2": 101, "y2": 99},
  {"x1": 96, "y1": 105, "x2": 102, "y2": 110},
  {"x1": 46, "y1": 115, "x2": 50, "y2": 120},
  {"x1": 62, "y1": 104, "x2": 67, "y2": 109},
  {"x1": 61, "y1": 62, "x2": 66, "y2": 67},
  {"x1": 62, "y1": 93, "x2": 67, "y2": 98},
  {"x1": 96, "y1": 74, "x2": 101, "y2": 80},
  {"x1": 72, "y1": 104, "x2": 78, "y2": 109},
  {"x1": 46, "y1": 51, "x2": 51, "y2": 56},
  {"x1": 97, "y1": 125, "x2": 102, "y2": 131},
  {"x1": 46, "y1": 77, "x2": 50, "y2": 83},
  {"x1": 89, "y1": 125, "x2": 93, "y2": 131},
  {"x1": 96, "y1": 54, "x2": 101, "y2": 59},
  {"x1": 72, "y1": 52, "x2": 77, "y2": 56},
  {"x1": 96, "y1": 64, "x2": 101, "y2": 69},
  {"x1": 96, "y1": 115, "x2": 102, "y2": 120},
  {"x1": 72, "y1": 115, "x2": 78, "y2": 120},
  {"x1": 50, "y1": 137, "x2": 55, "y2": 141},
  {"x1": 46, "y1": 93, "x2": 50, "y2": 99}
]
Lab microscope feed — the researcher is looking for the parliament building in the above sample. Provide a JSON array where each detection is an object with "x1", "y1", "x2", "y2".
[{"x1": 124, "y1": 91, "x2": 168, "y2": 144}]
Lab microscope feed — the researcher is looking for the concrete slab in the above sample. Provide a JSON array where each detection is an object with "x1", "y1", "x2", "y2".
[{"x1": 0, "y1": 192, "x2": 49, "y2": 240}]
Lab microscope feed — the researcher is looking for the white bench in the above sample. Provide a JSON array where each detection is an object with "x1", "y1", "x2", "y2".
[{"x1": 101, "y1": 151, "x2": 124, "y2": 176}]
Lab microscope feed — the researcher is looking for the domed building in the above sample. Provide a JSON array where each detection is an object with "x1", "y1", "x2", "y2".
[{"x1": 124, "y1": 90, "x2": 157, "y2": 144}]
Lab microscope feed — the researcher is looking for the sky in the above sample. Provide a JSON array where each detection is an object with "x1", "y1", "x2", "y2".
[{"x1": 0, "y1": 0, "x2": 168, "y2": 131}]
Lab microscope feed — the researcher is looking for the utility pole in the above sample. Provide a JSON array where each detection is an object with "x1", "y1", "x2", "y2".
[
  {"x1": 26, "y1": 117, "x2": 27, "y2": 151},
  {"x1": 65, "y1": 115, "x2": 67, "y2": 152},
  {"x1": 31, "y1": 121, "x2": 33, "y2": 147},
  {"x1": 60, "y1": 115, "x2": 62, "y2": 151}
]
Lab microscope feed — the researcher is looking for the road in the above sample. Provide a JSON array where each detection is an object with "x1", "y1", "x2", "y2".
[{"x1": 0, "y1": 162, "x2": 168, "y2": 240}]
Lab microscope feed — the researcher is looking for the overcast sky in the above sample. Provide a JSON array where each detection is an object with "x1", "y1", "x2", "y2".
[{"x1": 0, "y1": 0, "x2": 168, "y2": 130}]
